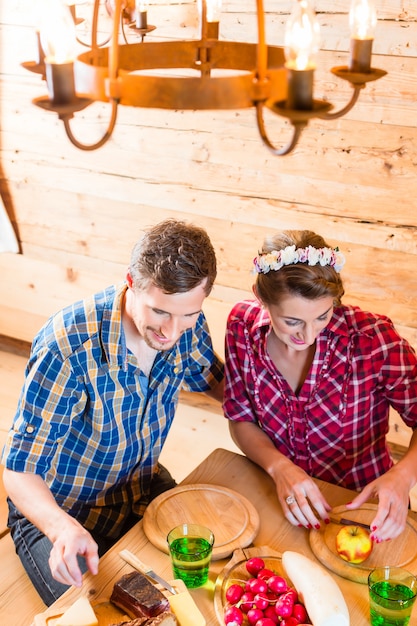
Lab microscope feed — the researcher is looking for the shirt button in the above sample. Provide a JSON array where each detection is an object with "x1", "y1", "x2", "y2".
[
  {"x1": 173, "y1": 367, "x2": 179, "y2": 374},
  {"x1": 25, "y1": 425, "x2": 35, "y2": 434}
]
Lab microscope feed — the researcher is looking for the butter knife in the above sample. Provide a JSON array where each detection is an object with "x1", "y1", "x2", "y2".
[
  {"x1": 329, "y1": 515, "x2": 371, "y2": 531},
  {"x1": 119, "y1": 549, "x2": 178, "y2": 595}
]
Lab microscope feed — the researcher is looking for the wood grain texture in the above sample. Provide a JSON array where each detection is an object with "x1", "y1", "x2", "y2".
[
  {"x1": 142, "y1": 484, "x2": 260, "y2": 560},
  {"x1": 0, "y1": 0, "x2": 416, "y2": 576},
  {"x1": 21, "y1": 450, "x2": 417, "y2": 626},
  {"x1": 310, "y1": 504, "x2": 417, "y2": 584}
]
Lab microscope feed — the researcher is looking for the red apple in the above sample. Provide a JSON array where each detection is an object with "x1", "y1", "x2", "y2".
[{"x1": 335, "y1": 525, "x2": 373, "y2": 564}]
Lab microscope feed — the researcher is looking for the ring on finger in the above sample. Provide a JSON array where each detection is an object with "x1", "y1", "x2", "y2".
[{"x1": 285, "y1": 495, "x2": 296, "y2": 506}]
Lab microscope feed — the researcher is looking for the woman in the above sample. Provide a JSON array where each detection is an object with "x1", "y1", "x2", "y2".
[{"x1": 223, "y1": 230, "x2": 417, "y2": 542}]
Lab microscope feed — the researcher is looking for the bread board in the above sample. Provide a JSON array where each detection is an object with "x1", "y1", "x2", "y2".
[
  {"x1": 33, "y1": 600, "x2": 130, "y2": 626},
  {"x1": 142, "y1": 484, "x2": 260, "y2": 560},
  {"x1": 309, "y1": 503, "x2": 417, "y2": 584},
  {"x1": 33, "y1": 579, "x2": 193, "y2": 626},
  {"x1": 213, "y1": 546, "x2": 283, "y2": 626}
]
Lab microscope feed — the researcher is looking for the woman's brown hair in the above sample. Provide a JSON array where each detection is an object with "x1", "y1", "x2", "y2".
[{"x1": 255, "y1": 230, "x2": 345, "y2": 306}]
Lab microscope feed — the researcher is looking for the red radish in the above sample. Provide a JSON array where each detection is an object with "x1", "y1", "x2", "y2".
[
  {"x1": 254, "y1": 593, "x2": 269, "y2": 611},
  {"x1": 281, "y1": 618, "x2": 300, "y2": 626},
  {"x1": 248, "y1": 578, "x2": 268, "y2": 594},
  {"x1": 247, "y1": 608, "x2": 265, "y2": 625},
  {"x1": 255, "y1": 619, "x2": 277, "y2": 626},
  {"x1": 225, "y1": 583, "x2": 244, "y2": 605},
  {"x1": 258, "y1": 568, "x2": 275, "y2": 580},
  {"x1": 268, "y1": 574, "x2": 288, "y2": 595},
  {"x1": 246, "y1": 557, "x2": 266, "y2": 576},
  {"x1": 224, "y1": 605, "x2": 244, "y2": 625},
  {"x1": 275, "y1": 590, "x2": 296, "y2": 618},
  {"x1": 293, "y1": 603, "x2": 309, "y2": 623},
  {"x1": 240, "y1": 591, "x2": 255, "y2": 613}
]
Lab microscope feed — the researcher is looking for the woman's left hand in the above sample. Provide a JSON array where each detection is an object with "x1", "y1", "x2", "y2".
[{"x1": 344, "y1": 465, "x2": 412, "y2": 542}]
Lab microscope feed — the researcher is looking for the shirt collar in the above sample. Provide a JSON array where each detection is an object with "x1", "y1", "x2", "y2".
[{"x1": 100, "y1": 283, "x2": 128, "y2": 367}]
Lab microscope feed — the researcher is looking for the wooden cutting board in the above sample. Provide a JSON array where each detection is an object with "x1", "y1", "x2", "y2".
[
  {"x1": 33, "y1": 600, "x2": 130, "y2": 626},
  {"x1": 213, "y1": 546, "x2": 283, "y2": 626},
  {"x1": 309, "y1": 504, "x2": 417, "y2": 584},
  {"x1": 33, "y1": 580, "x2": 192, "y2": 626},
  {"x1": 142, "y1": 483, "x2": 260, "y2": 560}
]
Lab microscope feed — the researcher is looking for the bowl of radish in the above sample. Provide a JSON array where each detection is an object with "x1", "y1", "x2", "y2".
[
  {"x1": 214, "y1": 547, "x2": 350, "y2": 626},
  {"x1": 214, "y1": 547, "x2": 308, "y2": 626}
]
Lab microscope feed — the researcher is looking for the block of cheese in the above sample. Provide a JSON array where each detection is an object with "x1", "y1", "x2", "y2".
[
  {"x1": 168, "y1": 591, "x2": 206, "y2": 626},
  {"x1": 163, "y1": 580, "x2": 205, "y2": 626},
  {"x1": 56, "y1": 596, "x2": 98, "y2": 626}
]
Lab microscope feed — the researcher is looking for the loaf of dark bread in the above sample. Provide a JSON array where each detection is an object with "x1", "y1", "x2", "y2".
[
  {"x1": 110, "y1": 613, "x2": 178, "y2": 626},
  {"x1": 110, "y1": 572, "x2": 170, "y2": 619}
]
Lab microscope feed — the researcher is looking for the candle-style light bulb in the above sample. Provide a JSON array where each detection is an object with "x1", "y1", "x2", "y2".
[
  {"x1": 284, "y1": 0, "x2": 320, "y2": 71},
  {"x1": 40, "y1": 0, "x2": 77, "y2": 64},
  {"x1": 135, "y1": 0, "x2": 149, "y2": 29},
  {"x1": 349, "y1": 0, "x2": 377, "y2": 40},
  {"x1": 349, "y1": 0, "x2": 377, "y2": 72},
  {"x1": 198, "y1": 0, "x2": 222, "y2": 39},
  {"x1": 284, "y1": 0, "x2": 320, "y2": 110},
  {"x1": 39, "y1": 0, "x2": 77, "y2": 105}
]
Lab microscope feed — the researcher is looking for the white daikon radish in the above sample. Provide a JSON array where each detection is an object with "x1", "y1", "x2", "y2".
[{"x1": 282, "y1": 551, "x2": 350, "y2": 626}]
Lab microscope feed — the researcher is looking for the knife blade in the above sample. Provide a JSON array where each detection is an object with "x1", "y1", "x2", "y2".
[
  {"x1": 119, "y1": 549, "x2": 178, "y2": 595},
  {"x1": 329, "y1": 515, "x2": 371, "y2": 531}
]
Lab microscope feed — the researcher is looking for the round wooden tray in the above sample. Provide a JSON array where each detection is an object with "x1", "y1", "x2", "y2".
[
  {"x1": 142, "y1": 483, "x2": 260, "y2": 560},
  {"x1": 309, "y1": 504, "x2": 417, "y2": 584},
  {"x1": 213, "y1": 546, "x2": 284, "y2": 626}
]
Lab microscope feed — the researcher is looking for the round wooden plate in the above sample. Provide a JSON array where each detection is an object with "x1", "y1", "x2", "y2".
[
  {"x1": 213, "y1": 546, "x2": 284, "y2": 625},
  {"x1": 309, "y1": 504, "x2": 417, "y2": 584},
  {"x1": 142, "y1": 483, "x2": 260, "y2": 560}
]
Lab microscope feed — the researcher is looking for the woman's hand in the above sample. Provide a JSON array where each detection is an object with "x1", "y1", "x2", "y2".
[
  {"x1": 345, "y1": 465, "x2": 411, "y2": 543},
  {"x1": 269, "y1": 456, "x2": 332, "y2": 529},
  {"x1": 228, "y1": 420, "x2": 332, "y2": 529}
]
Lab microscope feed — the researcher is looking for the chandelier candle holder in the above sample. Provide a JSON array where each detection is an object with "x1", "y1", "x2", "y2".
[
  {"x1": 22, "y1": 28, "x2": 46, "y2": 77},
  {"x1": 24, "y1": 0, "x2": 387, "y2": 154},
  {"x1": 129, "y1": 0, "x2": 156, "y2": 40},
  {"x1": 32, "y1": 0, "x2": 91, "y2": 115},
  {"x1": 198, "y1": 0, "x2": 222, "y2": 40}
]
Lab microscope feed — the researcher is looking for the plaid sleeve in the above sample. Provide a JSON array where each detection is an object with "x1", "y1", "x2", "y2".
[
  {"x1": 223, "y1": 308, "x2": 260, "y2": 423},
  {"x1": 374, "y1": 319, "x2": 417, "y2": 426},
  {"x1": 1, "y1": 346, "x2": 84, "y2": 474}
]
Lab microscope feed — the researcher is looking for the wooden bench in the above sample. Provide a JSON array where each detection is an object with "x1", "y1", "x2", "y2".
[{"x1": 0, "y1": 532, "x2": 46, "y2": 623}]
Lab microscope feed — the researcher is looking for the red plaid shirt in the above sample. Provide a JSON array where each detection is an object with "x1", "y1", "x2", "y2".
[{"x1": 223, "y1": 301, "x2": 417, "y2": 491}]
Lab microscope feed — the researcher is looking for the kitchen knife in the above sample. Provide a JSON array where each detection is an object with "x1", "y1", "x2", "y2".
[
  {"x1": 329, "y1": 515, "x2": 371, "y2": 531},
  {"x1": 119, "y1": 549, "x2": 178, "y2": 595}
]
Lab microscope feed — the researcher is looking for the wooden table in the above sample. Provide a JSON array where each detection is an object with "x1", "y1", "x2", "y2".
[{"x1": 31, "y1": 448, "x2": 417, "y2": 626}]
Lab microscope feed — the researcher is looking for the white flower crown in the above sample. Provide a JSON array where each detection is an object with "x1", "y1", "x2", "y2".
[{"x1": 254, "y1": 245, "x2": 345, "y2": 274}]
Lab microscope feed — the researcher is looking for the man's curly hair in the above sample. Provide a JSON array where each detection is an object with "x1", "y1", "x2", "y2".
[{"x1": 129, "y1": 219, "x2": 217, "y2": 296}]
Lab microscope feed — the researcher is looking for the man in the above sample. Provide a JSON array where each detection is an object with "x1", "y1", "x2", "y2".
[{"x1": 1, "y1": 219, "x2": 224, "y2": 605}]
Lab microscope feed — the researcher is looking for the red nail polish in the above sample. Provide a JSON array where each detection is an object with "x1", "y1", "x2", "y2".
[
  {"x1": 307, "y1": 524, "x2": 313, "y2": 529},
  {"x1": 314, "y1": 523, "x2": 321, "y2": 530},
  {"x1": 325, "y1": 518, "x2": 330, "y2": 524},
  {"x1": 371, "y1": 525, "x2": 377, "y2": 531}
]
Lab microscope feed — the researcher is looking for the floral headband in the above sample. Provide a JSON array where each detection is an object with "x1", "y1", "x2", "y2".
[{"x1": 254, "y1": 245, "x2": 345, "y2": 274}]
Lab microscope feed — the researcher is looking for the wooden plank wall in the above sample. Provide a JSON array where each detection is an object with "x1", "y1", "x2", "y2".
[{"x1": 0, "y1": 0, "x2": 416, "y2": 452}]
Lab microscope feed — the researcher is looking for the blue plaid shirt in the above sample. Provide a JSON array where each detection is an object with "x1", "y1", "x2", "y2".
[{"x1": 2, "y1": 284, "x2": 223, "y2": 538}]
